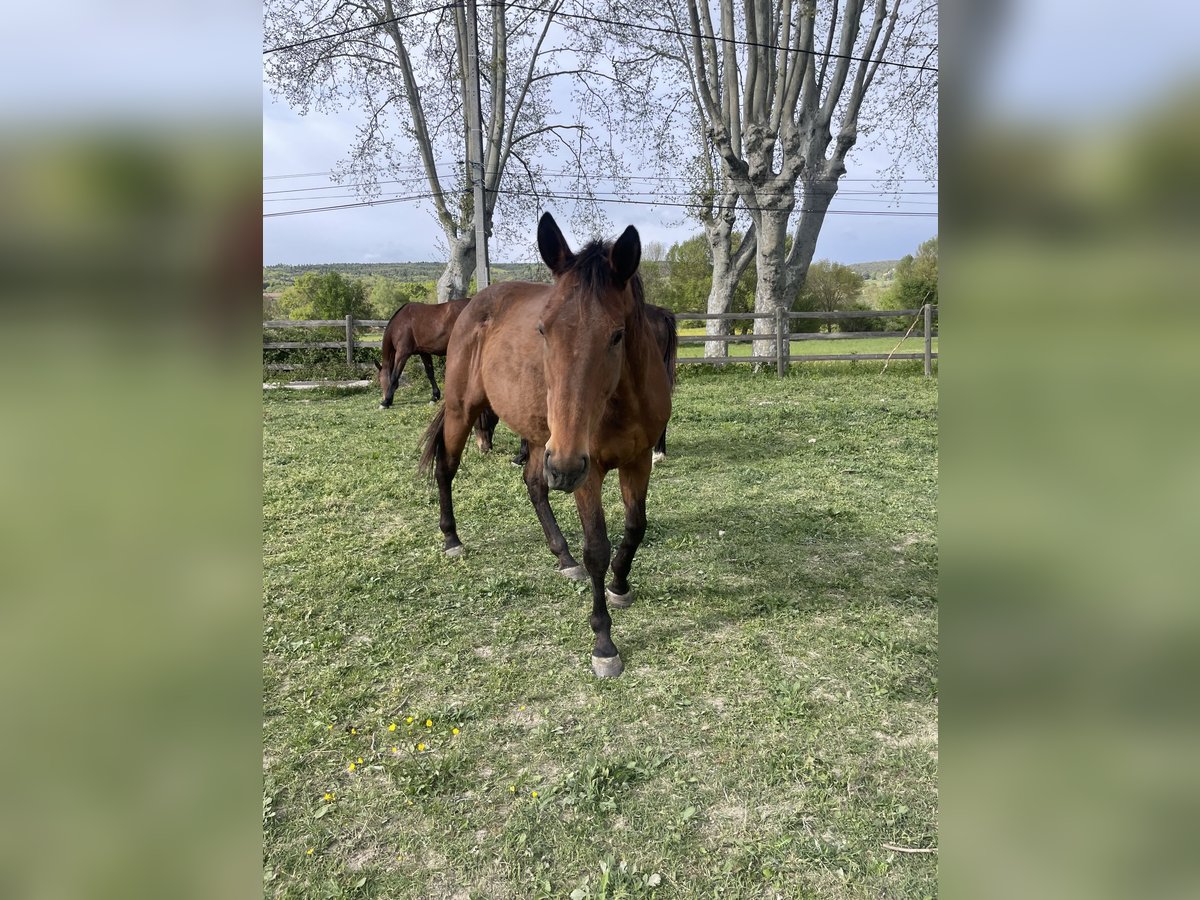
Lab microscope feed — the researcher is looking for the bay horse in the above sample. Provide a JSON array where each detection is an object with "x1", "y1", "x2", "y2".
[
  {"x1": 419, "y1": 213, "x2": 675, "y2": 678},
  {"x1": 509, "y1": 303, "x2": 676, "y2": 467},
  {"x1": 376, "y1": 299, "x2": 467, "y2": 407}
]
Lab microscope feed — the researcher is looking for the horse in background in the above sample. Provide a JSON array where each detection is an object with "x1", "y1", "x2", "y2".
[
  {"x1": 420, "y1": 213, "x2": 674, "y2": 678},
  {"x1": 378, "y1": 298, "x2": 499, "y2": 452},
  {"x1": 376, "y1": 299, "x2": 468, "y2": 407}
]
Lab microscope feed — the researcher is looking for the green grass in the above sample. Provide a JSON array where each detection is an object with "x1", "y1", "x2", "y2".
[{"x1": 263, "y1": 365, "x2": 938, "y2": 898}]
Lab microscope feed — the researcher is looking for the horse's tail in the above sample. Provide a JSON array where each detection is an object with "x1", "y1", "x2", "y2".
[
  {"x1": 419, "y1": 404, "x2": 446, "y2": 478},
  {"x1": 660, "y1": 309, "x2": 678, "y2": 392}
]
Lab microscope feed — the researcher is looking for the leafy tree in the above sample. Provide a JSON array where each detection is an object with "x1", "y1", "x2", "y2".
[
  {"x1": 659, "y1": 235, "x2": 713, "y2": 314},
  {"x1": 797, "y1": 261, "x2": 865, "y2": 332},
  {"x1": 885, "y1": 236, "x2": 938, "y2": 310},
  {"x1": 365, "y1": 276, "x2": 435, "y2": 318},
  {"x1": 277, "y1": 272, "x2": 373, "y2": 320}
]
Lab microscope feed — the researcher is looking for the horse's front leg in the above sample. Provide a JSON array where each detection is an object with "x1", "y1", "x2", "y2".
[
  {"x1": 522, "y1": 443, "x2": 585, "y2": 579},
  {"x1": 607, "y1": 452, "x2": 651, "y2": 608},
  {"x1": 382, "y1": 352, "x2": 409, "y2": 408},
  {"x1": 574, "y1": 471, "x2": 622, "y2": 677}
]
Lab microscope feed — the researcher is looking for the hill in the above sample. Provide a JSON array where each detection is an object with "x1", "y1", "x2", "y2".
[
  {"x1": 263, "y1": 261, "x2": 549, "y2": 292},
  {"x1": 843, "y1": 259, "x2": 900, "y2": 279}
]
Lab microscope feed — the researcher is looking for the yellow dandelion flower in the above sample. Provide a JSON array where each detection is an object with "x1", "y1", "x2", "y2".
[
  {"x1": 417, "y1": 743, "x2": 426, "y2": 751},
  {"x1": 519, "y1": 705, "x2": 525, "y2": 711},
  {"x1": 323, "y1": 792, "x2": 334, "y2": 801},
  {"x1": 452, "y1": 727, "x2": 460, "y2": 736},
  {"x1": 405, "y1": 716, "x2": 414, "y2": 725},
  {"x1": 350, "y1": 727, "x2": 357, "y2": 735},
  {"x1": 425, "y1": 719, "x2": 432, "y2": 728},
  {"x1": 347, "y1": 762, "x2": 356, "y2": 772},
  {"x1": 391, "y1": 746, "x2": 399, "y2": 753},
  {"x1": 356, "y1": 757, "x2": 363, "y2": 764},
  {"x1": 388, "y1": 723, "x2": 397, "y2": 732},
  {"x1": 509, "y1": 784, "x2": 516, "y2": 792},
  {"x1": 327, "y1": 724, "x2": 333, "y2": 731},
  {"x1": 531, "y1": 790, "x2": 539, "y2": 798},
  {"x1": 306, "y1": 848, "x2": 314, "y2": 856}
]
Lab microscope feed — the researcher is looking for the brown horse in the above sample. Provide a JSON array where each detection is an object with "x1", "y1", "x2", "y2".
[
  {"x1": 376, "y1": 299, "x2": 468, "y2": 407},
  {"x1": 420, "y1": 213, "x2": 674, "y2": 678}
]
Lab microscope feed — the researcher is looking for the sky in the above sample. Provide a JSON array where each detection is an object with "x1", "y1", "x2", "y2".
[{"x1": 263, "y1": 61, "x2": 939, "y2": 267}]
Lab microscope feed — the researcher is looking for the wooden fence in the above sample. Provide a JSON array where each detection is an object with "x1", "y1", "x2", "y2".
[{"x1": 263, "y1": 305, "x2": 937, "y2": 382}]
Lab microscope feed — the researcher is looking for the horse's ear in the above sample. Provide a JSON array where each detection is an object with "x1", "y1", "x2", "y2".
[
  {"x1": 537, "y1": 212, "x2": 574, "y2": 276},
  {"x1": 610, "y1": 225, "x2": 641, "y2": 287}
]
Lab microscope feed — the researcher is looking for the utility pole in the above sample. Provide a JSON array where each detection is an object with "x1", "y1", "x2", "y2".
[{"x1": 465, "y1": 0, "x2": 489, "y2": 290}]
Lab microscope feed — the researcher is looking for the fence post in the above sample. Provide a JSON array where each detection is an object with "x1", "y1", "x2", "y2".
[
  {"x1": 345, "y1": 314, "x2": 355, "y2": 367},
  {"x1": 923, "y1": 303, "x2": 932, "y2": 377},
  {"x1": 775, "y1": 307, "x2": 786, "y2": 377}
]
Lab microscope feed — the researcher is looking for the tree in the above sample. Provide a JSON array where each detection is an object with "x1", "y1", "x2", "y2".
[
  {"x1": 365, "y1": 275, "x2": 434, "y2": 317},
  {"x1": 666, "y1": 0, "x2": 936, "y2": 357},
  {"x1": 278, "y1": 272, "x2": 374, "y2": 320},
  {"x1": 797, "y1": 260, "x2": 864, "y2": 332},
  {"x1": 660, "y1": 234, "x2": 713, "y2": 313},
  {"x1": 885, "y1": 235, "x2": 937, "y2": 309},
  {"x1": 265, "y1": 0, "x2": 622, "y2": 301}
]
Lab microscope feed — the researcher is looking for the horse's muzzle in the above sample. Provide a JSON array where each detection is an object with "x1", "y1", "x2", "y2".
[{"x1": 544, "y1": 450, "x2": 589, "y2": 493}]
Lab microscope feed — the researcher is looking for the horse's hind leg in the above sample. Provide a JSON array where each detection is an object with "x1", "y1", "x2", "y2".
[
  {"x1": 430, "y1": 404, "x2": 479, "y2": 556},
  {"x1": 512, "y1": 438, "x2": 530, "y2": 468},
  {"x1": 574, "y1": 470, "x2": 622, "y2": 677},
  {"x1": 419, "y1": 353, "x2": 441, "y2": 403},
  {"x1": 607, "y1": 452, "x2": 652, "y2": 608},
  {"x1": 522, "y1": 444, "x2": 585, "y2": 579}
]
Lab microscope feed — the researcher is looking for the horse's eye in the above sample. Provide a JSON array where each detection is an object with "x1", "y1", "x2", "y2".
[
  {"x1": 536, "y1": 322, "x2": 544, "y2": 336},
  {"x1": 610, "y1": 330, "x2": 624, "y2": 347}
]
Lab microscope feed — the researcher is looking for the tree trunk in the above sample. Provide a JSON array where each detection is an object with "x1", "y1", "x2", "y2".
[
  {"x1": 784, "y1": 175, "x2": 838, "y2": 301},
  {"x1": 752, "y1": 206, "x2": 793, "y2": 359},
  {"x1": 436, "y1": 232, "x2": 476, "y2": 301},
  {"x1": 704, "y1": 263, "x2": 736, "y2": 358}
]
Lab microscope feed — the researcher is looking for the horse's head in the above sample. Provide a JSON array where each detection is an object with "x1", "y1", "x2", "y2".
[{"x1": 536, "y1": 212, "x2": 642, "y2": 492}]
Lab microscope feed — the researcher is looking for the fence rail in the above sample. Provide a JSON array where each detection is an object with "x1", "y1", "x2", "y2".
[{"x1": 262, "y1": 304, "x2": 938, "y2": 382}]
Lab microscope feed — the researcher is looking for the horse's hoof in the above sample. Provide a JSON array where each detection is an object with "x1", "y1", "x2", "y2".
[
  {"x1": 379, "y1": 403, "x2": 389, "y2": 410},
  {"x1": 591, "y1": 653, "x2": 624, "y2": 678},
  {"x1": 606, "y1": 587, "x2": 634, "y2": 608},
  {"x1": 445, "y1": 544, "x2": 464, "y2": 558},
  {"x1": 652, "y1": 451, "x2": 665, "y2": 465},
  {"x1": 558, "y1": 565, "x2": 588, "y2": 581}
]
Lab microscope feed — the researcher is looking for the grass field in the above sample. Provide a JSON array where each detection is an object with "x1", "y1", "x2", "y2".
[{"x1": 263, "y1": 365, "x2": 938, "y2": 898}]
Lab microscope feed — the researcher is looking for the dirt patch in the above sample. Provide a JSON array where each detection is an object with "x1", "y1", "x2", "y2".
[{"x1": 346, "y1": 847, "x2": 377, "y2": 871}]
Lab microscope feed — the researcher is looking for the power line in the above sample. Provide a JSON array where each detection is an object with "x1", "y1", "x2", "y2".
[
  {"x1": 264, "y1": 189, "x2": 937, "y2": 205},
  {"x1": 264, "y1": 177, "x2": 938, "y2": 197},
  {"x1": 263, "y1": 0, "x2": 938, "y2": 74},
  {"x1": 501, "y1": 1, "x2": 939, "y2": 74},
  {"x1": 262, "y1": 167, "x2": 937, "y2": 186},
  {"x1": 263, "y1": 186, "x2": 938, "y2": 218},
  {"x1": 262, "y1": 3, "x2": 456, "y2": 54}
]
